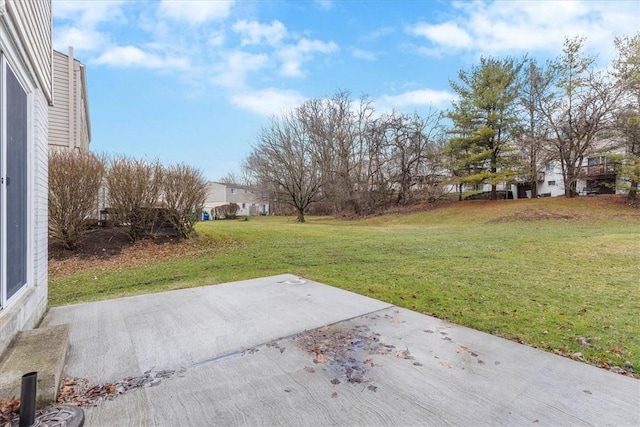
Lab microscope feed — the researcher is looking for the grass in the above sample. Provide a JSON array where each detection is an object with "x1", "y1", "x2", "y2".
[{"x1": 49, "y1": 196, "x2": 640, "y2": 375}]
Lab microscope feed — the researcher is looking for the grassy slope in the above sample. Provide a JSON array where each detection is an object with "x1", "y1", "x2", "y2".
[{"x1": 49, "y1": 196, "x2": 640, "y2": 374}]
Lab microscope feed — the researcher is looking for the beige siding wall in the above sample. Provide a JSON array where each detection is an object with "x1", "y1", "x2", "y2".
[
  {"x1": 202, "y1": 182, "x2": 268, "y2": 216},
  {"x1": 49, "y1": 48, "x2": 90, "y2": 151},
  {"x1": 49, "y1": 50, "x2": 69, "y2": 147},
  {"x1": 5, "y1": 0, "x2": 52, "y2": 103},
  {"x1": 204, "y1": 182, "x2": 227, "y2": 204}
]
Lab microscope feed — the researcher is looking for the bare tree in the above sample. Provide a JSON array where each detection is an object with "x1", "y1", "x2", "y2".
[
  {"x1": 357, "y1": 116, "x2": 395, "y2": 211},
  {"x1": 515, "y1": 59, "x2": 554, "y2": 197},
  {"x1": 384, "y1": 110, "x2": 443, "y2": 205},
  {"x1": 49, "y1": 150, "x2": 105, "y2": 249},
  {"x1": 537, "y1": 36, "x2": 621, "y2": 197},
  {"x1": 163, "y1": 163, "x2": 208, "y2": 238},
  {"x1": 218, "y1": 171, "x2": 250, "y2": 186},
  {"x1": 106, "y1": 155, "x2": 163, "y2": 242},
  {"x1": 245, "y1": 110, "x2": 324, "y2": 223},
  {"x1": 297, "y1": 91, "x2": 373, "y2": 215},
  {"x1": 612, "y1": 33, "x2": 640, "y2": 200}
]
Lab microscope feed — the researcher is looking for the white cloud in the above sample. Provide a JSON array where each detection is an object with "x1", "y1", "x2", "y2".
[
  {"x1": 92, "y1": 45, "x2": 190, "y2": 70},
  {"x1": 212, "y1": 51, "x2": 270, "y2": 88},
  {"x1": 53, "y1": 0, "x2": 126, "y2": 52},
  {"x1": 361, "y1": 26, "x2": 395, "y2": 43},
  {"x1": 157, "y1": 0, "x2": 234, "y2": 24},
  {"x1": 232, "y1": 20, "x2": 287, "y2": 46},
  {"x1": 207, "y1": 30, "x2": 226, "y2": 47},
  {"x1": 408, "y1": 0, "x2": 639, "y2": 59},
  {"x1": 379, "y1": 89, "x2": 455, "y2": 110},
  {"x1": 314, "y1": 0, "x2": 333, "y2": 10},
  {"x1": 352, "y1": 48, "x2": 377, "y2": 61},
  {"x1": 277, "y1": 38, "x2": 338, "y2": 77},
  {"x1": 54, "y1": 26, "x2": 108, "y2": 52},
  {"x1": 230, "y1": 88, "x2": 307, "y2": 116},
  {"x1": 409, "y1": 22, "x2": 472, "y2": 50},
  {"x1": 53, "y1": 0, "x2": 126, "y2": 26}
]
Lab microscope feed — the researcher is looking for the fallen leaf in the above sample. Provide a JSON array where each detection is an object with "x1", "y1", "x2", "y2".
[
  {"x1": 304, "y1": 366, "x2": 315, "y2": 373},
  {"x1": 313, "y1": 353, "x2": 327, "y2": 364}
]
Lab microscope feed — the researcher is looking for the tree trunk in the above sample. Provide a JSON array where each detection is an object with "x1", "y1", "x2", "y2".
[
  {"x1": 629, "y1": 179, "x2": 638, "y2": 200},
  {"x1": 565, "y1": 179, "x2": 579, "y2": 197},
  {"x1": 296, "y1": 208, "x2": 305, "y2": 223},
  {"x1": 531, "y1": 181, "x2": 538, "y2": 198}
]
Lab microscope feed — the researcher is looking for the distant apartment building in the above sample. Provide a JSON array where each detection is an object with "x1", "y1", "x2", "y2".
[{"x1": 204, "y1": 182, "x2": 269, "y2": 217}]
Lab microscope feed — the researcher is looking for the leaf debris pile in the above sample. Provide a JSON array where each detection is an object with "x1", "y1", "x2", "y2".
[
  {"x1": 0, "y1": 397, "x2": 19, "y2": 425},
  {"x1": 57, "y1": 368, "x2": 184, "y2": 407},
  {"x1": 294, "y1": 324, "x2": 418, "y2": 387}
]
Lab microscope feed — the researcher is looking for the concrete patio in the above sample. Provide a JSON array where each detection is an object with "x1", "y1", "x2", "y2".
[{"x1": 41, "y1": 274, "x2": 639, "y2": 426}]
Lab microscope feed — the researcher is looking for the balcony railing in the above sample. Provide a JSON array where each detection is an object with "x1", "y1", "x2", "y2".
[{"x1": 582, "y1": 162, "x2": 616, "y2": 177}]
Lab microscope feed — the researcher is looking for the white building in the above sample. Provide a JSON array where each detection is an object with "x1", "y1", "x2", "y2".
[
  {"x1": 0, "y1": 0, "x2": 51, "y2": 356},
  {"x1": 204, "y1": 182, "x2": 269, "y2": 218}
]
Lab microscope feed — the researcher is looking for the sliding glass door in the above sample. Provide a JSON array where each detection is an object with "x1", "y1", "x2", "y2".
[{"x1": 1, "y1": 58, "x2": 28, "y2": 307}]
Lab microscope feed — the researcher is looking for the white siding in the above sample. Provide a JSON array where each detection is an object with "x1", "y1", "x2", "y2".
[
  {"x1": 203, "y1": 182, "x2": 269, "y2": 216},
  {"x1": 33, "y1": 89, "x2": 49, "y2": 304},
  {"x1": 0, "y1": 0, "x2": 50, "y2": 357},
  {"x1": 0, "y1": 66, "x2": 49, "y2": 356},
  {"x1": 6, "y1": 0, "x2": 52, "y2": 103}
]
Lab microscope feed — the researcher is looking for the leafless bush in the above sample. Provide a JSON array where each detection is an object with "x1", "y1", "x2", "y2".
[
  {"x1": 215, "y1": 203, "x2": 240, "y2": 219},
  {"x1": 106, "y1": 156, "x2": 163, "y2": 242},
  {"x1": 163, "y1": 163, "x2": 208, "y2": 238},
  {"x1": 49, "y1": 150, "x2": 105, "y2": 249}
]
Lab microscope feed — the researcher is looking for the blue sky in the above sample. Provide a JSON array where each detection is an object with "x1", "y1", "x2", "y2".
[{"x1": 52, "y1": 0, "x2": 639, "y2": 181}]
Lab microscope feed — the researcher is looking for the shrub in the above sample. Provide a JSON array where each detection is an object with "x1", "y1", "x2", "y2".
[
  {"x1": 106, "y1": 156, "x2": 163, "y2": 242},
  {"x1": 163, "y1": 163, "x2": 208, "y2": 238},
  {"x1": 215, "y1": 203, "x2": 240, "y2": 219},
  {"x1": 49, "y1": 150, "x2": 105, "y2": 249}
]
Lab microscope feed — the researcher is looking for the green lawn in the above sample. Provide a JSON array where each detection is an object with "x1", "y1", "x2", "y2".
[{"x1": 49, "y1": 196, "x2": 640, "y2": 375}]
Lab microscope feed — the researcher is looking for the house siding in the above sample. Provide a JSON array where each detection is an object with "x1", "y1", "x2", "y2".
[
  {"x1": 49, "y1": 48, "x2": 90, "y2": 152},
  {"x1": 0, "y1": 0, "x2": 50, "y2": 357},
  {"x1": 4, "y1": 0, "x2": 52, "y2": 104},
  {"x1": 203, "y1": 182, "x2": 269, "y2": 217}
]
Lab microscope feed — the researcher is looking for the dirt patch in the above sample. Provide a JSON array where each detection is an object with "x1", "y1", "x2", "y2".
[
  {"x1": 489, "y1": 208, "x2": 579, "y2": 223},
  {"x1": 48, "y1": 227, "x2": 210, "y2": 278},
  {"x1": 336, "y1": 198, "x2": 455, "y2": 220}
]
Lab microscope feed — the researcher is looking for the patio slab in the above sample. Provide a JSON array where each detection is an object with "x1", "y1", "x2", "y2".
[{"x1": 42, "y1": 274, "x2": 639, "y2": 426}]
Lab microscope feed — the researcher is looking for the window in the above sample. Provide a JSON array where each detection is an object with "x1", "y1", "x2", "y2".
[
  {"x1": 588, "y1": 156, "x2": 604, "y2": 166},
  {"x1": 230, "y1": 188, "x2": 237, "y2": 195},
  {"x1": 548, "y1": 181, "x2": 556, "y2": 186},
  {"x1": 242, "y1": 203, "x2": 246, "y2": 209},
  {"x1": 1, "y1": 60, "x2": 29, "y2": 304}
]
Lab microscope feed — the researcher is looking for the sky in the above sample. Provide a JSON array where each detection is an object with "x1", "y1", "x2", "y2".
[{"x1": 52, "y1": 0, "x2": 639, "y2": 181}]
